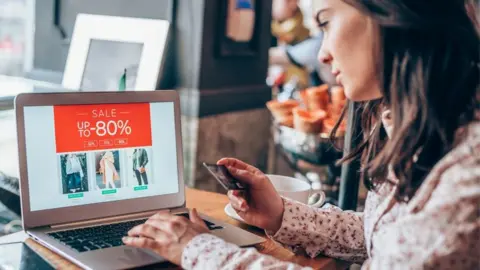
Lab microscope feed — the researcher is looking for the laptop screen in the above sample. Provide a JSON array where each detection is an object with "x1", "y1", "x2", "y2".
[{"x1": 23, "y1": 102, "x2": 179, "y2": 211}]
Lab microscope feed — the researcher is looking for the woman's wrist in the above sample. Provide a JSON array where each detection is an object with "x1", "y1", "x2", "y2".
[{"x1": 268, "y1": 197, "x2": 285, "y2": 233}]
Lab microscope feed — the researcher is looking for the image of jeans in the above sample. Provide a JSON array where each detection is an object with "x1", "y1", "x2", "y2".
[
  {"x1": 134, "y1": 170, "x2": 148, "y2": 185},
  {"x1": 67, "y1": 172, "x2": 81, "y2": 191}
]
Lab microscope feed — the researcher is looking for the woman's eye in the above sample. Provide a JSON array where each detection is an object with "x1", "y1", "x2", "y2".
[{"x1": 318, "y1": 21, "x2": 329, "y2": 30}]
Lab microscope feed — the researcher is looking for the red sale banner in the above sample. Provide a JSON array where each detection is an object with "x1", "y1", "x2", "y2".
[{"x1": 54, "y1": 103, "x2": 152, "y2": 153}]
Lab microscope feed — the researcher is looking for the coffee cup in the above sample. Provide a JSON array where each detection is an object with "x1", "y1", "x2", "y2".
[{"x1": 266, "y1": 174, "x2": 325, "y2": 208}]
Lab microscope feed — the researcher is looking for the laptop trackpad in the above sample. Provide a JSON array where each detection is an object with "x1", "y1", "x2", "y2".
[
  {"x1": 82, "y1": 246, "x2": 165, "y2": 269},
  {"x1": 118, "y1": 247, "x2": 162, "y2": 264}
]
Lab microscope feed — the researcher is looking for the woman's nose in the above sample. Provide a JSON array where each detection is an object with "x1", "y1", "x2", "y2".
[{"x1": 318, "y1": 50, "x2": 332, "y2": 65}]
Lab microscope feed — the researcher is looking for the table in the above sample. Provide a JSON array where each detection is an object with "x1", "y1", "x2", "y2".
[{"x1": 0, "y1": 188, "x2": 348, "y2": 269}]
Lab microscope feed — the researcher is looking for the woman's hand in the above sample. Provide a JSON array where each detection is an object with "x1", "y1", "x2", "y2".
[
  {"x1": 217, "y1": 158, "x2": 284, "y2": 232},
  {"x1": 122, "y1": 209, "x2": 209, "y2": 266}
]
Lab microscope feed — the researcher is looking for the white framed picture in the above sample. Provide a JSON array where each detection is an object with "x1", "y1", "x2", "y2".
[{"x1": 62, "y1": 14, "x2": 170, "y2": 91}]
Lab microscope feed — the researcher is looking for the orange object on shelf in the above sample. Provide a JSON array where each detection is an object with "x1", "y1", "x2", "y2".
[
  {"x1": 331, "y1": 99, "x2": 347, "y2": 117},
  {"x1": 323, "y1": 117, "x2": 347, "y2": 136},
  {"x1": 279, "y1": 116, "x2": 294, "y2": 128},
  {"x1": 293, "y1": 108, "x2": 327, "y2": 134},
  {"x1": 306, "y1": 84, "x2": 329, "y2": 111},
  {"x1": 266, "y1": 99, "x2": 300, "y2": 122},
  {"x1": 299, "y1": 89, "x2": 309, "y2": 108}
]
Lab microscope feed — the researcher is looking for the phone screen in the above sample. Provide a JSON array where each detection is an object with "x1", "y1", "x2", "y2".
[{"x1": 202, "y1": 163, "x2": 246, "y2": 190}]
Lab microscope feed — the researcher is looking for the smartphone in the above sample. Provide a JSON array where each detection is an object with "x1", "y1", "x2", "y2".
[{"x1": 202, "y1": 163, "x2": 246, "y2": 190}]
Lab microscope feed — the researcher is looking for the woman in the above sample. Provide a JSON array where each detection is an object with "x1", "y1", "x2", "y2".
[
  {"x1": 99, "y1": 151, "x2": 119, "y2": 189},
  {"x1": 123, "y1": 0, "x2": 479, "y2": 269}
]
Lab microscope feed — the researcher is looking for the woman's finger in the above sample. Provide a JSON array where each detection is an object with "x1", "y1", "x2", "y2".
[
  {"x1": 231, "y1": 202, "x2": 249, "y2": 212},
  {"x1": 144, "y1": 217, "x2": 189, "y2": 243},
  {"x1": 145, "y1": 217, "x2": 184, "y2": 231},
  {"x1": 227, "y1": 190, "x2": 243, "y2": 198},
  {"x1": 147, "y1": 210, "x2": 172, "y2": 221},
  {"x1": 217, "y1": 158, "x2": 260, "y2": 174},
  {"x1": 217, "y1": 158, "x2": 249, "y2": 170},
  {"x1": 231, "y1": 205, "x2": 254, "y2": 225},
  {"x1": 128, "y1": 224, "x2": 161, "y2": 239},
  {"x1": 123, "y1": 236, "x2": 160, "y2": 250},
  {"x1": 227, "y1": 189, "x2": 246, "y2": 202},
  {"x1": 225, "y1": 168, "x2": 259, "y2": 186},
  {"x1": 228, "y1": 189, "x2": 245, "y2": 197},
  {"x1": 189, "y1": 208, "x2": 208, "y2": 230},
  {"x1": 227, "y1": 190, "x2": 246, "y2": 200},
  {"x1": 227, "y1": 167, "x2": 255, "y2": 184},
  {"x1": 227, "y1": 191, "x2": 249, "y2": 211},
  {"x1": 227, "y1": 193, "x2": 248, "y2": 206}
]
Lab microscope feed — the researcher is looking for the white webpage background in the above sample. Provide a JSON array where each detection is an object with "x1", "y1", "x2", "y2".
[{"x1": 24, "y1": 102, "x2": 179, "y2": 211}]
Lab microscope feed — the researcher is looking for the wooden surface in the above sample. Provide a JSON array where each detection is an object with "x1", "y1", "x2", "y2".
[{"x1": 0, "y1": 188, "x2": 348, "y2": 270}]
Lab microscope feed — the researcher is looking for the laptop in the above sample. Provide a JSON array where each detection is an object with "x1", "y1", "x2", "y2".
[{"x1": 15, "y1": 91, "x2": 264, "y2": 270}]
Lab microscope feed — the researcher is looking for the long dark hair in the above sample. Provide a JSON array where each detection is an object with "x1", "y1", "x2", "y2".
[{"x1": 331, "y1": 0, "x2": 479, "y2": 201}]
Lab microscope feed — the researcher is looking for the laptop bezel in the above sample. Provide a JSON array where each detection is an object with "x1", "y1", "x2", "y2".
[{"x1": 15, "y1": 91, "x2": 185, "y2": 229}]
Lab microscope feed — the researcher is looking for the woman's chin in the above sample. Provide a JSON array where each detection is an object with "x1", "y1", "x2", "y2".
[
  {"x1": 343, "y1": 85, "x2": 363, "y2": 101},
  {"x1": 344, "y1": 84, "x2": 382, "y2": 102}
]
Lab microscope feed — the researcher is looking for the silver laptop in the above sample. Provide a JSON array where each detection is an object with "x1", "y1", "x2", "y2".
[{"x1": 15, "y1": 91, "x2": 264, "y2": 270}]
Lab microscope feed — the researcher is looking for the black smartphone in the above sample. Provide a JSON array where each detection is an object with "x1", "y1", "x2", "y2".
[{"x1": 202, "y1": 163, "x2": 246, "y2": 190}]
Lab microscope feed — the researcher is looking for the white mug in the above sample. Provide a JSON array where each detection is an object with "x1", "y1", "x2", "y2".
[{"x1": 266, "y1": 174, "x2": 325, "y2": 208}]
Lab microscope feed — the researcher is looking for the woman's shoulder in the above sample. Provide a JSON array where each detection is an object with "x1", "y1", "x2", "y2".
[
  {"x1": 437, "y1": 121, "x2": 479, "y2": 182},
  {"x1": 408, "y1": 121, "x2": 480, "y2": 211},
  {"x1": 446, "y1": 120, "x2": 480, "y2": 168}
]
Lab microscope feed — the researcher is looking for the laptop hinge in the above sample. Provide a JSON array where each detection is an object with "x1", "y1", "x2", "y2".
[{"x1": 50, "y1": 206, "x2": 187, "y2": 230}]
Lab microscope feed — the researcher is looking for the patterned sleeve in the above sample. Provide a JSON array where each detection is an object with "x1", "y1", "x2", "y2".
[
  {"x1": 266, "y1": 198, "x2": 367, "y2": 263},
  {"x1": 362, "y1": 152, "x2": 480, "y2": 270},
  {"x1": 180, "y1": 197, "x2": 366, "y2": 269},
  {"x1": 181, "y1": 234, "x2": 313, "y2": 270}
]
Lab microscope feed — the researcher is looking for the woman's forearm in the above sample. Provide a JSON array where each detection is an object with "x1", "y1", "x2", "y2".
[
  {"x1": 182, "y1": 234, "x2": 313, "y2": 270},
  {"x1": 266, "y1": 198, "x2": 367, "y2": 263}
]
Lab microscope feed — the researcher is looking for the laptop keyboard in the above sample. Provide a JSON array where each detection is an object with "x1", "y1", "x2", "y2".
[{"x1": 48, "y1": 213, "x2": 223, "y2": 253}]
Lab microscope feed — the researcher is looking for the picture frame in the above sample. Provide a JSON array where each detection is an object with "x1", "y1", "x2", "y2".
[
  {"x1": 215, "y1": 0, "x2": 261, "y2": 57},
  {"x1": 62, "y1": 14, "x2": 170, "y2": 91}
]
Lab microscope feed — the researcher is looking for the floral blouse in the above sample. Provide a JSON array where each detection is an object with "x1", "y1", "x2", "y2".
[{"x1": 181, "y1": 116, "x2": 480, "y2": 270}]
